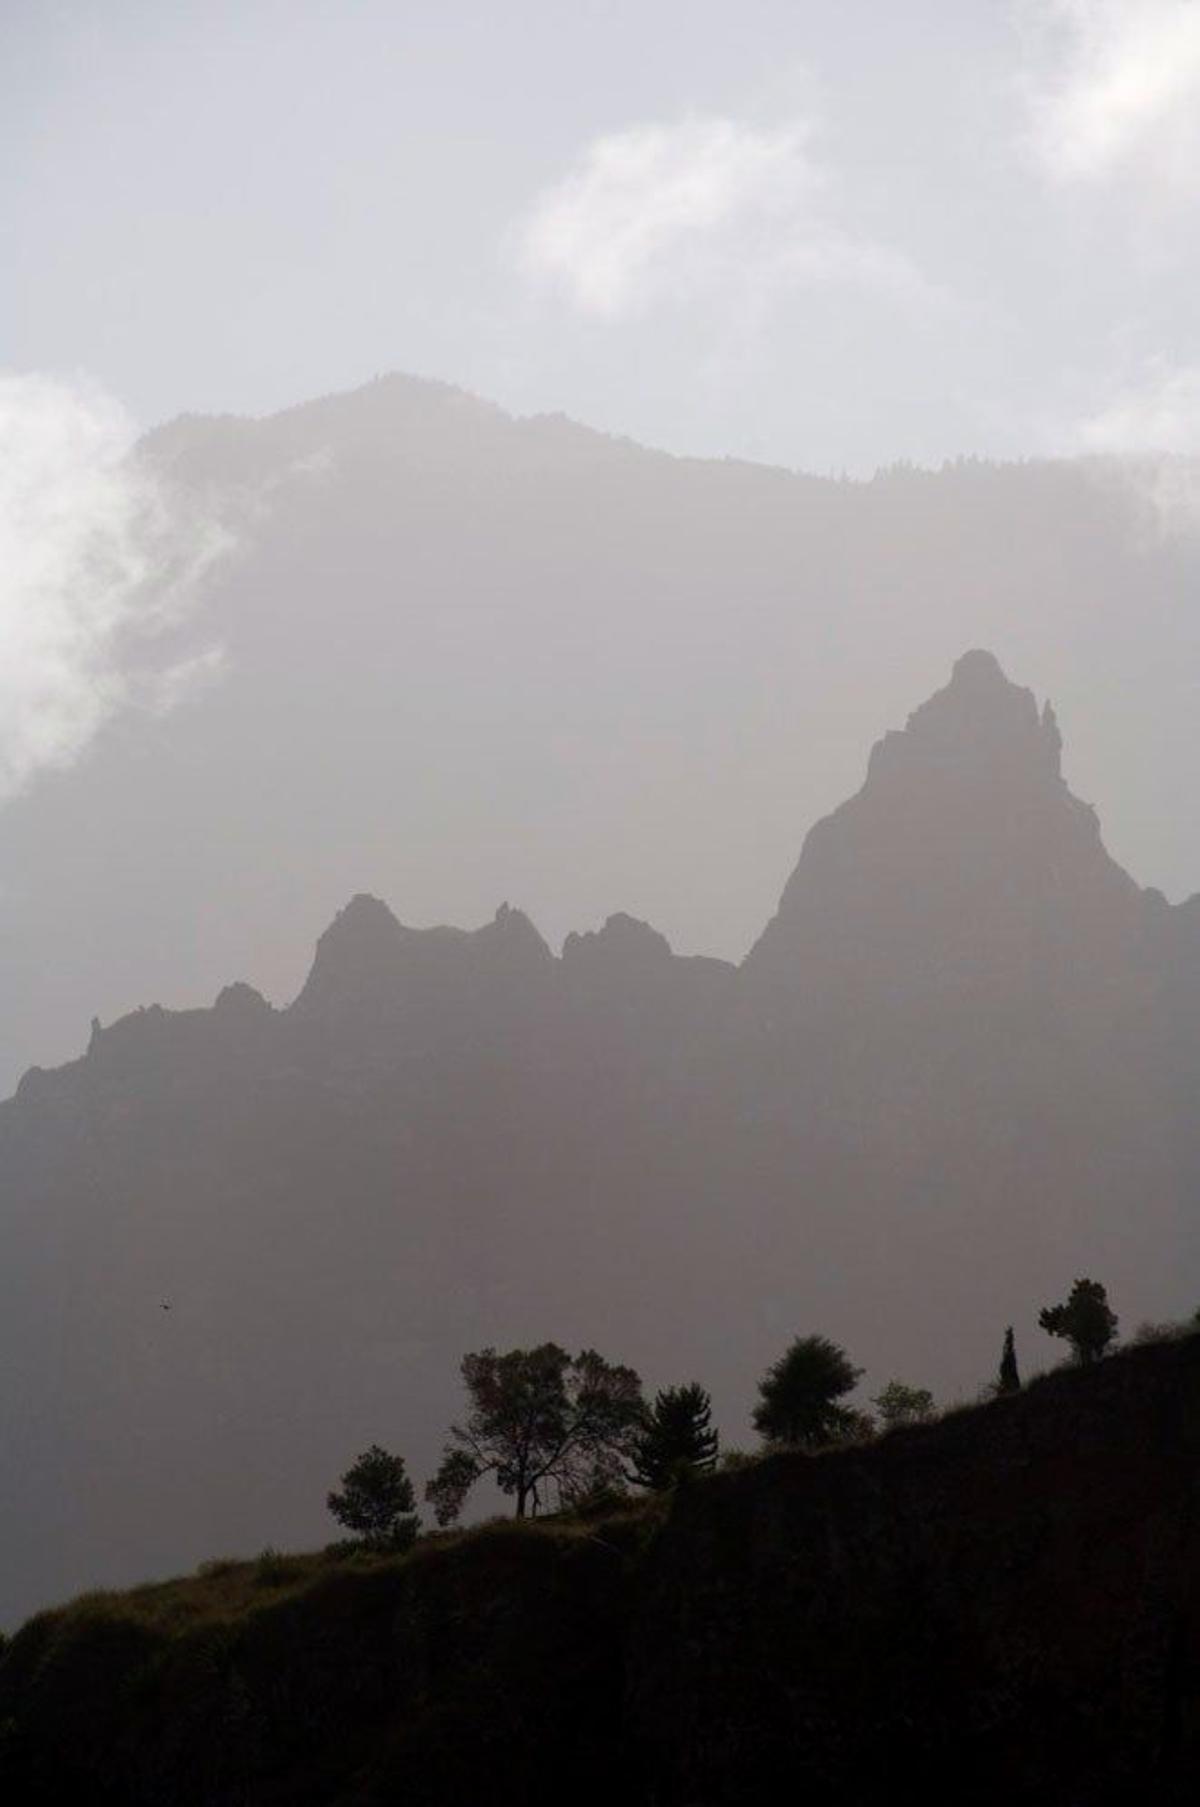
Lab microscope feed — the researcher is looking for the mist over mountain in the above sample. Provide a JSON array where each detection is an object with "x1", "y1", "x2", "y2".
[
  {"x1": 3, "y1": 374, "x2": 1200, "y2": 1098},
  {"x1": 1, "y1": 649, "x2": 1196, "y2": 1628}
]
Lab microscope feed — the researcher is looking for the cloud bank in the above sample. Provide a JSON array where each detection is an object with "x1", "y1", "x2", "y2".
[
  {"x1": 1064, "y1": 360, "x2": 1200, "y2": 538},
  {"x1": 515, "y1": 115, "x2": 936, "y2": 323},
  {"x1": 1023, "y1": 0, "x2": 1200, "y2": 188},
  {"x1": 1076, "y1": 359, "x2": 1200, "y2": 453},
  {"x1": 0, "y1": 372, "x2": 228, "y2": 804}
]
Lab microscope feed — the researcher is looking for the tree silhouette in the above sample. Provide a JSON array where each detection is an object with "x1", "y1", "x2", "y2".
[
  {"x1": 327, "y1": 1445, "x2": 419, "y2": 1551},
  {"x1": 1038, "y1": 1278, "x2": 1118, "y2": 1366},
  {"x1": 872, "y1": 1380, "x2": 934, "y2": 1430},
  {"x1": 998, "y1": 1325, "x2": 1021, "y2": 1393},
  {"x1": 425, "y1": 1344, "x2": 644, "y2": 1524},
  {"x1": 752, "y1": 1335, "x2": 863, "y2": 1448},
  {"x1": 630, "y1": 1382, "x2": 719, "y2": 1489}
]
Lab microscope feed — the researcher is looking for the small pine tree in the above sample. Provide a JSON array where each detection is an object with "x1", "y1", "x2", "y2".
[
  {"x1": 1038, "y1": 1278, "x2": 1118, "y2": 1366},
  {"x1": 327, "y1": 1445, "x2": 420, "y2": 1551},
  {"x1": 998, "y1": 1326, "x2": 1021, "y2": 1394},
  {"x1": 630, "y1": 1382, "x2": 719, "y2": 1490}
]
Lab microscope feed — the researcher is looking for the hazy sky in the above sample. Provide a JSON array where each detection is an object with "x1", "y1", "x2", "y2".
[{"x1": 6, "y1": 0, "x2": 1200, "y2": 473}]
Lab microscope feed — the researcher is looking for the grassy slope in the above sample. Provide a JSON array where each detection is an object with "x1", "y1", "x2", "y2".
[{"x1": 0, "y1": 1505, "x2": 659, "y2": 1805}]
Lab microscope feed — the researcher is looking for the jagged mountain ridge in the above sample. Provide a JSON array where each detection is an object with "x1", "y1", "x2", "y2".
[
  {"x1": 6, "y1": 368, "x2": 1200, "y2": 1101},
  {"x1": 0, "y1": 652, "x2": 1197, "y2": 1628}
]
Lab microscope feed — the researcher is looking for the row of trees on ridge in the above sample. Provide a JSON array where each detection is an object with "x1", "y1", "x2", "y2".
[{"x1": 327, "y1": 1276, "x2": 1126, "y2": 1551}]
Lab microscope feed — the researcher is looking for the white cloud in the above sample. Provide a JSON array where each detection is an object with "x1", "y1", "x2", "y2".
[
  {"x1": 1062, "y1": 360, "x2": 1200, "y2": 536},
  {"x1": 1022, "y1": 1, "x2": 1200, "y2": 186},
  {"x1": 0, "y1": 371, "x2": 229, "y2": 803},
  {"x1": 1075, "y1": 358, "x2": 1200, "y2": 452},
  {"x1": 514, "y1": 115, "x2": 937, "y2": 322}
]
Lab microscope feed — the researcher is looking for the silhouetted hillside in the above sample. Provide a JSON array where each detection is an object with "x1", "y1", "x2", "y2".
[
  {"x1": 3, "y1": 1336, "x2": 1199, "y2": 1805},
  {"x1": 0, "y1": 653, "x2": 1197, "y2": 1625}
]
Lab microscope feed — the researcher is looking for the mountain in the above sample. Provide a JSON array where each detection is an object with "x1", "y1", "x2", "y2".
[
  {"x1": 0, "y1": 652, "x2": 1197, "y2": 1627},
  {"x1": 5, "y1": 372, "x2": 1200, "y2": 1100}
]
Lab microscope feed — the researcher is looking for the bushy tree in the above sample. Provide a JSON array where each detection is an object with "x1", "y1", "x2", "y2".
[
  {"x1": 872, "y1": 1380, "x2": 935, "y2": 1430},
  {"x1": 997, "y1": 1326, "x2": 1021, "y2": 1393},
  {"x1": 1038, "y1": 1278, "x2": 1118, "y2": 1366},
  {"x1": 752, "y1": 1334, "x2": 863, "y2": 1448},
  {"x1": 327, "y1": 1444, "x2": 419, "y2": 1551},
  {"x1": 630, "y1": 1382, "x2": 719, "y2": 1490},
  {"x1": 425, "y1": 1344, "x2": 644, "y2": 1524}
]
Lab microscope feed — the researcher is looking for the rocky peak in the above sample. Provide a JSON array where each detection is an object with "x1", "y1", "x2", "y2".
[
  {"x1": 474, "y1": 903, "x2": 553, "y2": 968},
  {"x1": 744, "y1": 650, "x2": 1142, "y2": 991},
  {"x1": 290, "y1": 893, "x2": 408, "y2": 1014},
  {"x1": 561, "y1": 913, "x2": 674, "y2": 976},
  {"x1": 290, "y1": 894, "x2": 554, "y2": 1022},
  {"x1": 865, "y1": 648, "x2": 1064, "y2": 790},
  {"x1": 212, "y1": 982, "x2": 272, "y2": 1018}
]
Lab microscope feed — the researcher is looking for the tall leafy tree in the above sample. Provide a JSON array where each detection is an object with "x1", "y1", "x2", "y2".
[
  {"x1": 752, "y1": 1334, "x2": 863, "y2": 1449},
  {"x1": 425, "y1": 1344, "x2": 644, "y2": 1524},
  {"x1": 327, "y1": 1445, "x2": 420, "y2": 1551},
  {"x1": 998, "y1": 1326, "x2": 1021, "y2": 1393},
  {"x1": 1038, "y1": 1278, "x2": 1118, "y2": 1366},
  {"x1": 630, "y1": 1382, "x2": 719, "y2": 1490}
]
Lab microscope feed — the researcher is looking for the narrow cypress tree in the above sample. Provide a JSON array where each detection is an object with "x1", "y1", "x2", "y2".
[
  {"x1": 630, "y1": 1383, "x2": 719, "y2": 1489},
  {"x1": 998, "y1": 1326, "x2": 1021, "y2": 1394}
]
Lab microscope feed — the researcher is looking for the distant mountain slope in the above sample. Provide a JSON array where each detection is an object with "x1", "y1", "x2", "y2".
[
  {"x1": 0, "y1": 653, "x2": 1196, "y2": 1627},
  {"x1": 3, "y1": 372, "x2": 1200, "y2": 1095}
]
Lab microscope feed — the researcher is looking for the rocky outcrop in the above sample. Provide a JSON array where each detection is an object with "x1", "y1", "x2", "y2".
[{"x1": 745, "y1": 648, "x2": 1148, "y2": 1006}]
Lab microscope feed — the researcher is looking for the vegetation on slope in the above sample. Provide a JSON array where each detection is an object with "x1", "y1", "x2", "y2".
[{"x1": 5, "y1": 1333, "x2": 1200, "y2": 1805}]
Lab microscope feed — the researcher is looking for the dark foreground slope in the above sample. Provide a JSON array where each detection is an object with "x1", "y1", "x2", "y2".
[{"x1": 4, "y1": 1337, "x2": 1200, "y2": 1807}]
